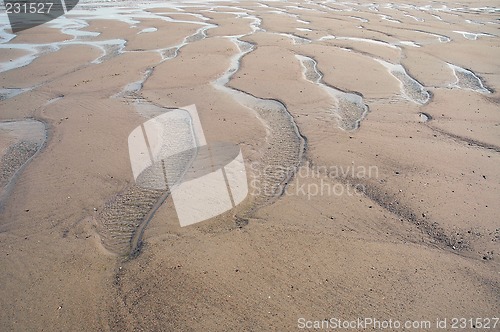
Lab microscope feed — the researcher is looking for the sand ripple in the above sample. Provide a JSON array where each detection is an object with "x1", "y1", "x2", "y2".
[
  {"x1": 213, "y1": 38, "x2": 305, "y2": 209},
  {"x1": 296, "y1": 55, "x2": 369, "y2": 131},
  {"x1": 375, "y1": 59, "x2": 430, "y2": 105},
  {"x1": 447, "y1": 63, "x2": 491, "y2": 93},
  {"x1": 0, "y1": 120, "x2": 46, "y2": 204}
]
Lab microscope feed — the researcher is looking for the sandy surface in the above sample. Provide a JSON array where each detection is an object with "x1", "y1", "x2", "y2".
[{"x1": 0, "y1": 0, "x2": 499, "y2": 330}]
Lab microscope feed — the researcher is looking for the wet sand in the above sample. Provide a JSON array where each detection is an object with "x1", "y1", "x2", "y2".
[
  {"x1": 0, "y1": 119, "x2": 46, "y2": 205},
  {"x1": 0, "y1": 0, "x2": 499, "y2": 330}
]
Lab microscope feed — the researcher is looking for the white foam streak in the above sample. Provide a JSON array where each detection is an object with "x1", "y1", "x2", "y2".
[
  {"x1": 447, "y1": 63, "x2": 491, "y2": 93},
  {"x1": 375, "y1": 59, "x2": 430, "y2": 105},
  {"x1": 453, "y1": 31, "x2": 494, "y2": 40},
  {"x1": 295, "y1": 54, "x2": 368, "y2": 131},
  {"x1": 319, "y1": 35, "x2": 399, "y2": 50}
]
